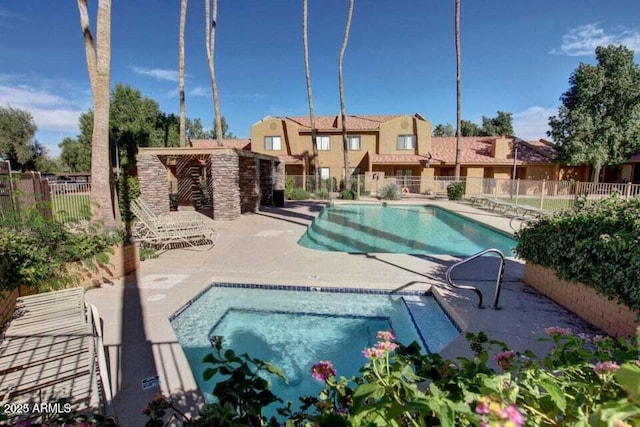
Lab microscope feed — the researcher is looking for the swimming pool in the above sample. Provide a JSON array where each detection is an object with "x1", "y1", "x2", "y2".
[
  {"x1": 298, "y1": 204, "x2": 516, "y2": 256},
  {"x1": 170, "y1": 284, "x2": 459, "y2": 416}
]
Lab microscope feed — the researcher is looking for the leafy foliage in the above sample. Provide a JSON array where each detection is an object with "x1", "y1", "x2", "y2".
[
  {"x1": 284, "y1": 176, "x2": 295, "y2": 199},
  {"x1": 339, "y1": 190, "x2": 358, "y2": 200},
  {"x1": 117, "y1": 175, "x2": 140, "y2": 227},
  {"x1": 548, "y1": 45, "x2": 640, "y2": 181},
  {"x1": 0, "y1": 106, "x2": 47, "y2": 171},
  {"x1": 0, "y1": 209, "x2": 119, "y2": 292},
  {"x1": 433, "y1": 123, "x2": 454, "y2": 137},
  {"x1": 436, "y1": 111, "x2": 514, "y2": 137},
  {"x1": 446, "y1": 181, "x2": 465, "y2": 200},
  {"x1": 515, "y1": 194, "x2": 640, "y2": 310},
  {"x1": 378, "y1": 182, "x2": 401, "y2": 200},
  {"x1": 145, "y1": 329, "x2": 640, "y2": 426},
  {"x1": 289, "y1": 188, "x2": 311, "y2": 200}
]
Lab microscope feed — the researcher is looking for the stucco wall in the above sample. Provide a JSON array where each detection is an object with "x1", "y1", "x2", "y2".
[{"x1": 524, "y1": 263, "x2": 638, "y2": 337}]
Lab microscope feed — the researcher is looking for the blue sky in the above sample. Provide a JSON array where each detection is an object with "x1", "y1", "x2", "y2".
[{"x1": 1, "y1": 1, "x2": 639, "y2": 156}]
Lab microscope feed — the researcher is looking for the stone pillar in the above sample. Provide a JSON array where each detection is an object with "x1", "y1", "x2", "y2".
[
  {"x1": 137, "y1": 153, "x2": 169, "y2": 215},
  {"x1": 176, "y1": 156, "x2": 199, "y2": 209},
  {"x1": 239, "y1": 155, "x2": 260, "y2": 213},
  {"x1": 275, "y1": 161, "x2": 285, "y2": 190},
  {"x1": 211, "y1": 151, "x2": 240, "y2": 220},
  {"x1": 259, "y1": 160, "x2": 274, "y2": 205}
]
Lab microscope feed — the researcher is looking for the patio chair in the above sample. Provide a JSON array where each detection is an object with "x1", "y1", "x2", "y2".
[{"x1": 134, "y1": 197, "x2": 204, "y2": 222}]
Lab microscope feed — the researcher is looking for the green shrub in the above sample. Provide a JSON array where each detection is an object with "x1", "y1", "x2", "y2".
[
  {"x1": 284, "y1": 176, "x2": 295, "y2": 199},
  {"x1": 117, "y1": 175, "x2": 140, "y2": 226},
  {"x1": 289, "y1": 188, "x2": 311, "y2": 200},
  {"x1": 314, "y1": 190, "x2": 331, "y2": 200},
  {"x1": 339, "y1": 190, "x2": 358, "y2": 200},
  {"x1": 169, "y1": 193, "x2": 179, "y2": 211},
  {"x1": 446, "y1": 181, "x2": 465, "y2": 200},
  {"x1": 0, "y1": 209, "x2": 119, "y2": 292},
  {"x1": 515, "y1": 195, "x2": 640, "y2": 310},
  {"x1": 145, "y1": 329, "x2": 640, "y2": 426},
  {"x1": 139, "y1": 247, "x2": 158, "y2": 261},
  {"x1": 378, "y1": 182, "x2": 401, "y2": 200}
]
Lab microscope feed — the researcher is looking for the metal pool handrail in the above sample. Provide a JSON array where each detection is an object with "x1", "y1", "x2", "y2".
[{"x1": 445, "y1": 248, "x2": 506, "y2": 309}]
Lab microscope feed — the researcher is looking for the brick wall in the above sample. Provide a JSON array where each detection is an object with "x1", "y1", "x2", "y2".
[
  {"x1": 524, "y1": 263, "x2": 639, "y2": 337},
  {"x1": 138, "y1": 153, "x2": 170, "y2": 215},
  {"x1": 211, "y1": 151, "x2": 241, "y2": 220},
  {"x1": 239, "y1": 156, "x2": 260, "y2": 213}
]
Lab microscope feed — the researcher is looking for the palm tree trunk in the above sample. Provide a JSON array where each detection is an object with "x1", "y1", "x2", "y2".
[
  {"x1": 205, "y1": 0, "x2": 223, "y2": 146},
  {"x1": 179, "y1": 0, "x2": 188, "y2": 147},
  {"x1": 77, "y1": 0, "x2": 119, "y2": 228},
  {"x1": 303, "y1": 0, "x2": 320, "y2": 191},
  {"x1": 339, "y1": 0, "x2": 354, "y2": 191},
  {"x1": 454, "y1": 0, "x2": 462, "y2": 181}
]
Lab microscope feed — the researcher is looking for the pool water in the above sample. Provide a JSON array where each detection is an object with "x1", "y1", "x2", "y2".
[
  {"x1": 170, "y1": 284, "x2": 459, "y2": 416},
  {"x1": 298, "y1": 204, "x2": 516, "y2": 256}
]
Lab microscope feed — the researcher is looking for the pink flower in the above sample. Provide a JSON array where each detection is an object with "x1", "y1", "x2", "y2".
[
  {"x1": 141, "y1": 406, "x2": 150, "y2": 415},
  {"x1": 593, "y1": 361, "x2": 620, "y2": 375},
  {"x1": 362, "y1": 347, "x2": 374, "y2": 358},
  {"x1": 376, "y1": 331, "x2": 396, "y2": 341},
  {"x1": 577, "y1": 333, "x2": 591, "y2": 342},
  {"x1": 593, "y1": 335, "x2": 609, "y2": 343},
  {"x1": 363, "y1": 347, "x2": 386, "y2": 359},
  {"x1": 500, "y1": 404, "x2": 525, "y2": 426},
  {"x1": 375, "y1": 341, "x2": 399, "y2": 352},
  {"x1": 544, "y1": 326, "x2": 572, "y2": 336},
  {"x1": 493, "y1": 350, "x2": 516, "y2": 369},
  {"x1": 475, "y1": 400, "x2": 490, "y2": 415},
  {"x1": 311, "y1": 360, "x2": 337, "y2": 381}
]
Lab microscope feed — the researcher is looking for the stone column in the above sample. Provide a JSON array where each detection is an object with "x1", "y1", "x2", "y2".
[
  {"x1": 211, "y1": 151, "x2": 240, "y2": 220},
  {"x1": 259, "y1": 159, "x2": 274, "y2": 205},
  {"x1": 238, "y1": 155, "x2": 260, "y2": 213},
  {"x1": 275, "y1": 161, "x2": 285, "y2": 190},
  {"x1": 137, "y1": 153, "x2": 169, "y2": 215}
]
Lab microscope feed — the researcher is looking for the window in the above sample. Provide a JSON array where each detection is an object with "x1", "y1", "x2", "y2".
[
  {"x1": 397, "y1": 135, "x2": 416, "y2": 150},
  {"x1": 264, "y1": 136, "x2": 281, "y2": 150},
  {"x1": 320, "y1": 167, "x2": 330, "y2": 179},
  {"x1": 347, "y1": 135, "x2": 361, "y2": 150},
  {"x1": 316, "y1": 135, "x2": 331, "y2": 151}
]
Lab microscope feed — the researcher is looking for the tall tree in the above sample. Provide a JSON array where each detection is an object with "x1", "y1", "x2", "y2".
[
  {"x1": 338, "y1": 0, "x2": 354, "y2": 190},
  {"x1": 0, "y1": 106, "x2": 41, "y2": 171},
  {"x1": 433, "y1": 123, "x2": 454, "y2": 137},
  {"x1": 205, "y1": 0, "x2": 223, "y2": 147},
  {"x1": 454, "y1": 0, "x2": 462, "y2": 180},
  {"x1": 481, "y1": 111, "x2": 514, "y2": 136},
  {"x1": 549, "y1": 45, "x2": 640, "y2": 183},
  {"x1": 303, "y1": 0, "x2": 320, "y2": 188},
  {"x1": 77, "y1": 0, "x2": 119, "y2": 227},
  {"x1": 178, "y1": 0, "x2": 188, "y2": 146},
  {"x1": 460, "y1": 119, "x2": 481, "y2": 137}
]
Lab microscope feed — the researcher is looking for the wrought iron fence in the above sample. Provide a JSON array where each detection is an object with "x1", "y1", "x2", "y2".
[{"x1": 49, "y1": 182, "x2": 92, "y2": 223}]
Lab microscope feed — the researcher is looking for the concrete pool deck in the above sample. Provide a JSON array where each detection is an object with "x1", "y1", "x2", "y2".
[{"x1": 84, "y1": 199, "x2": 598, "y2": 424}]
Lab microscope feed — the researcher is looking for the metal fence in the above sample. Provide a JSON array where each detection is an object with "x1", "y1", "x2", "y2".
[
  {"x1": 285, "y1": 175, "x2": 367, "y2": 199},
  {"x1": 464, "y1": 177, "x2": 640, "y2": 211},
  {"x1": 49, "y1": 182, "x2": 92, "y2": 223}
]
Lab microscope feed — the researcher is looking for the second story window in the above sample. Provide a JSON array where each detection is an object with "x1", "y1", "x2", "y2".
[
  {"x1": 316, "y1": 135, "x2": 331, "y2": 151},
  {"x1": 347, "y1": 135, "x2": 361, "y2": 150},
  {"x1": 265, "y1": 136, "x2": 281, "y2": 150},
  {"x1": 397, "y1": 135, "x2": 416, "y2": 150}
]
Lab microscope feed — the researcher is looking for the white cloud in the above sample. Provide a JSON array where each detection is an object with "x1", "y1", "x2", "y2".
[
  {"x1": 131, "y1": 66, "x2": 179, "y2": 82},
  {"x1": 190, "y1": 85, "x2": 208, "y2": 97},
  {"x1": 0, "y1": 84, "x2": 82, "y2": 134},
  {"x1": 551, "y1": 23, "x2": 640, "y2": 56},
  {"x1": 513, "y1": 106, "x2": 556, "y2": 140}
]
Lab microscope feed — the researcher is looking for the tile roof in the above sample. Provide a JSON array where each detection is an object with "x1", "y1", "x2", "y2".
[
  {"x1": 431, "y1": 137, "x2": 555, "y2": 165},
  {"x1": 189, "y1": 138, "x2": 251, "y2": 150},
  {"x1": 280, "y1": 114, "x2": 414, "y2": 130},
  {"x1": 371, "y1": 154, "x2": 437, "y2": 164},
  {"x1": 523, "y1": 139, "x2": 557, "y2": 159}
]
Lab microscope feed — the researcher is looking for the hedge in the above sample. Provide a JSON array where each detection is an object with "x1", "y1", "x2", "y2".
[{"x1": 515, "y1": 195, "x2": 640, "y2": 311}]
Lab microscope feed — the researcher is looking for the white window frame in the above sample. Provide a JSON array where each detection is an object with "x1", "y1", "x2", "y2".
[
  {"x1": 320, "y1": 167, "x2": 331, "y2": 179},
  {"x1": 264, "y1": 136, "x2": 281, "y2": 150},
  {"x1": 316, "y1": 135, "x2": 331, "y2": 151},
  {"x1": 347, "y1": 135, "x2": 361, "y2": 151},
  {"x1": 397, "y1": 134, "x2": 416, "y2": 150}
]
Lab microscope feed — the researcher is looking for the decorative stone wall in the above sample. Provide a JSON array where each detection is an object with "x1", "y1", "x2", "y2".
[
  {"x1": 524, "y1": 263, "x2": 638, "y2": 337},
  {"x1": 275, "y1": 161, "x2": 285, "y2": 190},
  {"x1": 137, "y1": 153, "x2": 170, "y2": 215},
  {"x1": 211, "y1": 151, "x2": 241, "y2": 220},
  {"x1": 259, "y1": 160, "x2": 274, "y2": 205},
  {"x1": 239, "y1": 156, "x2": 260, "y2": 213}
]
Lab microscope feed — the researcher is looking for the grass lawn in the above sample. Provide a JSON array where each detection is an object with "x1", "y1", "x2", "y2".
[
  {"x1": 51, "y1": 193, "x2": 92, "y2": 222},
  {"x1": 496, "y1": 196, "x2": 575, "y2": 212}
]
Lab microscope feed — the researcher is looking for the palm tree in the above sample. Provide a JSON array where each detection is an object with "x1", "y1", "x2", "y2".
[
  {"x1": 454, "y1": 0, "x2": 462, "y2": 181},
  {"x1": 303, "y1": 0, "x2": 320, "y2": 190},
  {"x1": 179, "y1": 0, "x2": 188, "y2": 147},
  {"x1": 339, "y1": 0, "x2": 354, "y2": 191},
  {"x1": 77, "y1": 0, "x2": 119, "y2": 228},
  {"x1": 205, "y1": 0, "x2": 223, "y2": 146}
]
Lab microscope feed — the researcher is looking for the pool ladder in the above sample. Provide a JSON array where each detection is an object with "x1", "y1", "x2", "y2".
[{"x1": 445, "y1": 248, "x2": 506, "y2": 309}]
